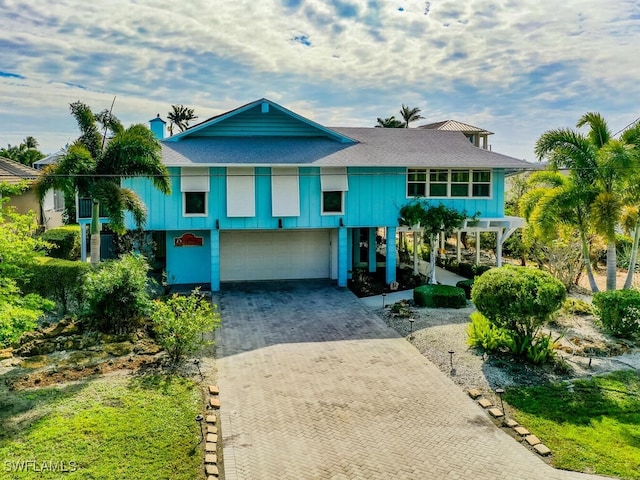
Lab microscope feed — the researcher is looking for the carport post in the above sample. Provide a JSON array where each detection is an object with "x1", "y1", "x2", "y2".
[
  {"x1": 210, "y1": 229, "x2": 220, "y2": 291},
  {"x1": 337, "y1": 226, "x2": 348, "y2": 287},
  {"x1": 368, "y1": 227, "x2": 377, "y2": 273}
]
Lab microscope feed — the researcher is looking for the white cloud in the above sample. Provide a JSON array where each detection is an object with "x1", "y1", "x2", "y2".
[{"x1": 0, "y1": 0, "x2": 638, "y2": 161}]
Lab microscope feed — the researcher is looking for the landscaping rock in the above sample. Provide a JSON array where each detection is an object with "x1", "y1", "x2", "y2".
[
  {"x1": 488, "y1": 408, "x2": 504, "y2": 418},
  {"x1": 205, "y1": 442, "x2": 216, "y2": 452},
  {"x1": 467, "y1": 388, "x2": 482, "y2": 399},
  {"x1": 205, "y1": 464, "x2": 219, "y2": 476},
  {"x1": 208, "y1": 385, "x2": 219, "y2": 395},
  {"x1": 525, "y1": 434, "x2": 541, "y2": 446},
  {"x1": 503, "y1": 419, "x2": 518, "y2": 428},
  {"x1": 206, "y1": 433, "x2": 218, "y2": 443},
  {"x1": 205, "y1": 453, "x2": 217, "y2": 464},
  {"x1": 534, "y1": 444, "x2": 551, "y2": 456},
  {"x1": 209, "y1": 397, "x2": 221, "y2": 408},
  {"x1": 133, "y1": 339, "x2": 162, "y2": 355},
  {"x1": 514, "y1": 426, "x2": 529, "y2": 436},
  {"x1": 206, "y1": 415, "x2": 217, "y2": 424},
  {"x1": 478, "y1": 398, "x2": 493, "y2": 408},
  {"x1": 102, "y1": 342, "x2": 134, "y2": 356},
  {"x1": 0, "y1": 348, "x2": 13, "y2": 359}
]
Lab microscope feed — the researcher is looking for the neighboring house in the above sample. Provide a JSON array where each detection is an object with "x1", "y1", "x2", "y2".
[
  {"x1": 0, "y1": 156, "x2": 48, "y2": 223},
  {"x1": 32, "y1": 148, "x2": 67, "y2": 229},
  {"x1": 82, "y1": 98, "x2": 530, "y2": 291},
  {"x1": 419, "y1": 120, "x2": 493, "y2": 150}
]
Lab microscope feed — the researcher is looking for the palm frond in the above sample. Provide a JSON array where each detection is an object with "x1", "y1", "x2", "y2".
[
  {"x1": 92, "y1": 182, "x2": 147, "y2": 233},
  {"x1": 577, "y1": 112, "x2": 611, "y2": 148},
  {"x1": 69, "y1": 101, "x2": 102, "y2": 159}
]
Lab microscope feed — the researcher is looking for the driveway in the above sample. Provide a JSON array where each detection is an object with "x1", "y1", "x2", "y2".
[{"x1": 215, "y1": 281, "x2": 610, "y2": 480}]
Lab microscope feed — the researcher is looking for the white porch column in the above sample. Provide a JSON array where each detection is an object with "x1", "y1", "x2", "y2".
[
  {"x1": 456, "y1": 231, "x2": 462, "y2": 262},
  {"x1": 80, "y1": 222, "x2": 87, "y2": 262},
  {"x1": 475, "y1": 233, "x2": 481, "y2": 265},
  {"x1": 496, "y1": 229, "x2": 503, "y2": 267}
]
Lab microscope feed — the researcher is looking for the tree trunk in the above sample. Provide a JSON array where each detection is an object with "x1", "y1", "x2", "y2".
[
  {"x1": 580, "y1": 229, "x2": 599, "y2": 292},
  {"x1": 606, "y1": 241, "x2": 617, "y2": 291},
  {"x1": 90, "y1": 201, "x2": 101, "y2": 266},
  {"x1": 429, "y1": 234, "x2": 437, "y2": 284},
  {"x1": 623, "y1": 221, "x2": 640, "y2": 289}
]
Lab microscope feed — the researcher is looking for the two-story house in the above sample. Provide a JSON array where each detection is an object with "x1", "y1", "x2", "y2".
[{"x1": 78, "y1": 98, "x2": 529, "y2": 291}]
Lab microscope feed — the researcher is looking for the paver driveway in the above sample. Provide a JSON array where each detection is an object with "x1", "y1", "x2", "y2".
[{"x1": 216, "y1": 281, "x2": 610, "y2": 480}]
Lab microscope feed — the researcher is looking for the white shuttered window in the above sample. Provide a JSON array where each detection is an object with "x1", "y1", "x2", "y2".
[
  {"x1": 227, "y1": 167, "x2": 256, "y2": 217},
  {"x1": 271, "y1": 167, "x2": 300, "y2": 217}
]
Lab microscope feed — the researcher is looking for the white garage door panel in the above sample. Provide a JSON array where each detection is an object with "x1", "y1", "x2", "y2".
[{"x1": 220, "y1": 230, "x2": 330, "y2": 281}]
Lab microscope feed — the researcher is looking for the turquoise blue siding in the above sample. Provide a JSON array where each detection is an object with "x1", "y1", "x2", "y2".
[
  {"x1": 338, "y1": 227, "x2": 347, "y2": 287},
  {"x1": 386, "y1": 227, "x2": 397, "y2": 284},
  {"x1": 125, "y1": 168, "x2": 507, "y2": 231},
  {"x1": 165, "y1": 230, "x2": 211, "y2": 284}
]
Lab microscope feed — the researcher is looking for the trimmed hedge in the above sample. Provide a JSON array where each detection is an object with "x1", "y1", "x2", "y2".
[
  {"x1": 414, "y1": 284, "x2": 467, "y2": 308},
  {"x1": 456, "y1": 279, "x2": 475, "y2": 299},
  {"x1": 41, "y1": 225, "x2": 81, "y2": 260},
  {"x1": 593, "y1": 290, "x2": 640, "y2": 339},
  {"x1": 22, "y1": 257, "x2": 90, "y2": 314}
]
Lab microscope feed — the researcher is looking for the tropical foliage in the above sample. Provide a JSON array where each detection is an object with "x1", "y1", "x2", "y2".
[
  {"x1": 0, "y1": 136, "x2": 45, "y2": 166},
  {"x1": 167, "y1": 104, "x2": 198, "y2": 135},
  {"x1": 399, "y1": 201, "x2": 468, "y2": 283},
  {"x1": 471, "y1": 265, "x2": 566, "y2": 360},
  {"x1": 375, "y1": 116, "x2": 405, "y2": 128},
  {"x1": 399, "y1": 104, "x2": 424, "y2": 128},
  {"x1": 150, "y1": 289, "x2": 220, "y2": 364},
  {"x1": 35, "y1": 102, "x2": 171, "y2": 264},
  {"x1": 534, "y1": 113, "x2": 640, "y2": 290},
  {"x1": 592, "y1": 289, "x2": 640, "y2": 339}
]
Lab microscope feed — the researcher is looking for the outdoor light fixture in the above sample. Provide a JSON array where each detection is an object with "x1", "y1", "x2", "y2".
[
  {"x1": 382, "y1": 293, "x2": 387, "y2": 308},
  {"x1": 339, "y1": 218, "x2": 344, "y2": 227},
  {"x1": 216, "y1": 219, "x2": 220, "y2": 230},
  {"x1": 195, "y1": 414, "x2": 204, "y2": 444},
  {"x1": 194, "y1": 358, "x2": 203, "y2": 380},
  {"x1": 408, "y1": 318, "x2": 415, "y2": 338},
  {"x1": 495, "y1": 388, "x2": 505, "y2": 414},
  {"x1": 448, "y1": 350, "x2": 455, "y2": 371},
  {"x1": 278, "y1": 218, "x2": 283, "y2": 229}
]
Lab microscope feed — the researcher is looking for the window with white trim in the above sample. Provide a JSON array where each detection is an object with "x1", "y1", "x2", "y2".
[
  {"x1": 406, "y1": 168, "x2": 491, "y2": 198},
  {"x1": 181, "y1": 167, "x2": 209, "y2": 216},
  {"x1": 320, "y1": 167, "x2": 348, "y2": 215}
]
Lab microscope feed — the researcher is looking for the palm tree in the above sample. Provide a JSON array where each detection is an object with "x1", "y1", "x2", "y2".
[
  {"x1": 519, "y1": 170, "x2": 599, "y2": 291},
  {"x1": 375, "y1": 116, "x2": 405, "y2": 128},
  {"x1": 35, "y1": 101, "x2": 171, "y2": 265},
  {"x1": 619, "y1": 123, "x2": 640, "y2": 288},
  {"x1": 399, "y1": 104, "x2": 424, "y2": 128},
  {"x1": 536, "y1": 112, "x2": 633, "y2": 290},
  {"x1": 167, "y1": 105, "x2": 198, "y2": 135}
]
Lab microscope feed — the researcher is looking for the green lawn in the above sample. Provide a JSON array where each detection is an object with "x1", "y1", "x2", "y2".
[
  {"x1": 505, "y1": 371, "x2": 640, "y2": 479},
  {"x1": 0, "y1": 374, "x2": 204, "y2": 480}
]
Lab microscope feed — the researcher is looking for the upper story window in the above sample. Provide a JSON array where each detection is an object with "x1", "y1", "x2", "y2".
[
  {"x1": 181, "y1": 167, "x2": 209, "y2": 217},
  {"x1": 407, "y1": 168, "x2": 491, "y2": 198},
  {"x1": 320, "y1": 167, "x2": 348, "y2": 216}
]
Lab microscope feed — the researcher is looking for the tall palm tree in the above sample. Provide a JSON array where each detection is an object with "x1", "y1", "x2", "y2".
[
  {"x1": 167, "y1": 105, "x2": 198, "y2": 136},
  {"x1": 619, "y1": 123, "x2": 640, "y2": 288},
  {"x1": 519, "y1": 170, "x2": 599, "y2": 291},
  {"x1": 536, "y1": 112, "x2": 632, "y2": 290},
  {"x1": 35, "y1": 102, "x2": 171, "y2": 265},
  {"x1": 399, "y1": 104, "x2": 424, "y2": 128},
  {"x1": 375, "y1": 116, "x2": 405, "y2": 128}
]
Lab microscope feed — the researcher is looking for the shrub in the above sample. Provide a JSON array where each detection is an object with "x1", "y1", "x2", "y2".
[
  {"x1": 81, "y1": 254, "x2": 153, "y2": 334},
  {"x1": 151, "y1": 289, "x2": 220, "y2": 364},
  {"x1": 456, "y1": 279, "x2": 475, "y2": 299},
  {"x1": 456, "y1": 262, "x2": 476, "y2": 279},
  {"x1": 474, "y1": 265, "x2": 492, "y2": 276},
  {"x1": 414, "y1": 284, "x2": 466, "y2": 308},
  {"x1": 40, "y1": 225, "x2": 81, "y2": 260},
  {"x1": 466, "y1": 311, "x2": 504, "y2": 352},
  {"x1": 471, "y1": 265, "x2": 566, "y2": 359},
  {"x1": 592, "y1": 290, "x2": 640, "y2": 339},
  {"x1": 21, "y1": 257, "x2": 90, "y2": 314},
  {"x1": 561, "y1": 298, "x2": 593, "y2": 316},
  {"x1": 0, "y1": 278, "x2": 54, "y2": 347}
]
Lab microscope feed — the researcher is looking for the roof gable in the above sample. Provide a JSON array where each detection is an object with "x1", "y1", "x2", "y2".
[{"x1": 166, "y1": 98, "x2": 355, "y2": 144}]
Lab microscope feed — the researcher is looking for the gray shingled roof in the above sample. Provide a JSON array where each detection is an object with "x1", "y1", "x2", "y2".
[
  {"x1": 0, "y1": 156, "x2": 39, "y2": 185},
  {"x1": 161, "y1": 128, "x2": 531, "y2": 169}
]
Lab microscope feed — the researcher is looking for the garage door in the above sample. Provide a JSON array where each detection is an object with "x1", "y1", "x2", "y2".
[{"x1": 220, "y1": 230, "x2": 331, "y2": 281}]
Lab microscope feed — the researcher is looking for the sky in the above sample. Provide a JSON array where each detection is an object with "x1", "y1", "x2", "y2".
[{"x1": 1, "y1": 0, "x2": 639, "y2": 162}]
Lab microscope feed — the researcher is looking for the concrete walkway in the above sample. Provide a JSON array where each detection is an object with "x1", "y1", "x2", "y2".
[{"x1": 216, "y1": 281, "x2": 610, "y2": 480}]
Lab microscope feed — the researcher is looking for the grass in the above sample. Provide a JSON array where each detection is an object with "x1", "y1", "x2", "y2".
[
  {"x1": 504, "y1": 370, "x2": 640, "y2": 479},
  {"x1": 0, "y1": 373, "x2": 204, "y2": 480}
]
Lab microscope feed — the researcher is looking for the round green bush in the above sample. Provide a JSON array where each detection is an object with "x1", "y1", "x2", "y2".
[
  {"x1": 471, "y1": 265, "x2": 565, "y2": 354},
  {"x1": 414, "y1": 284, "x2": 467, "y2": 308},
  {"x1": 456, "y1": 279, "x2": 475, "y2": 299},
  {"x1": 593, "y1": 290, "x2": 640, "y2": 339}
]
